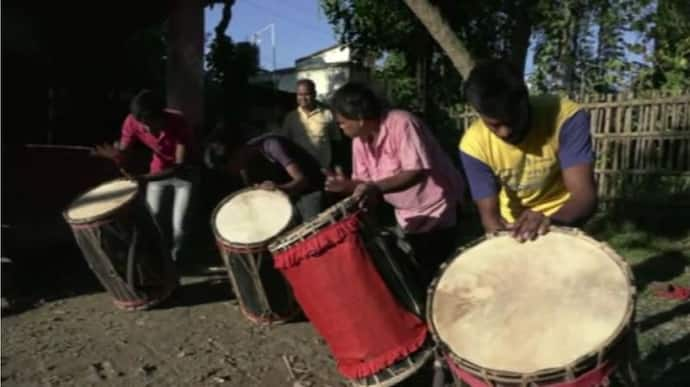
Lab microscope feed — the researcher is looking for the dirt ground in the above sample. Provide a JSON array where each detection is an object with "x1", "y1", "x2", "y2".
[
  {"x1": 0, "y1": 194, "x2": 438, "y2": 387},
  {"x1": 1, "y1": 266, "x2": 352, "y2": 387},
  {"x1": 2, "y1": 208, "x2": 689, "y2": 387}
]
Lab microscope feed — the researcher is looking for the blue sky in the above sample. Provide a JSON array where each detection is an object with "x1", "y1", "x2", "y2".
[{"x1": 205, "y1": 0, "x2": 338, "y2": 70}]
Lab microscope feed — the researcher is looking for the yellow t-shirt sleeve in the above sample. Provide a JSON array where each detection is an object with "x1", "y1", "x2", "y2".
[{"x1": 459, "y1": 120, "x2": 488, "y2": 163}]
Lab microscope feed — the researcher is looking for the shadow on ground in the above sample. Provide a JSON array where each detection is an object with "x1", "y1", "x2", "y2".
[
  {"x1": 639, "y1": 333, "x2": 690, "y2": 387},
  {"x1": 631, "y1": 250, "x2": 690, "y2": 291}
]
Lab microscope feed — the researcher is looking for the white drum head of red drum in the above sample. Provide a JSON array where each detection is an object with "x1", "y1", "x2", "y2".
[
  {"x1": 431, "y1": 230, "x2": 631, "y2": 374},
  {"x1": 66, "y1": 179, "x2": 138, "y2": 221},
  {"x1": 214, "y1": 189, "x2": 293, "y2": 245}
]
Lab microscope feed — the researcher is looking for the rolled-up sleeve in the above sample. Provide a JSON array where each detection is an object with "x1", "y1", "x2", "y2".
[
  {"x1": 262, "y1": 138, "x2": 295, "y2": 168},
  {"x1": 460, "y1": 151, "x2": 498, "y2": 200},
  {"x1": 559, "y1": 110, "x2": 594, "y2": 169},
  {"x1": 351, "y1": 141, "x2": 370, "y2": 181},
  {"x1": 119, "y1": 115, "x2": 138, "y2": 149},
  {"x1": 397, "y1": 117, "x2": 432, "y2": 171}
]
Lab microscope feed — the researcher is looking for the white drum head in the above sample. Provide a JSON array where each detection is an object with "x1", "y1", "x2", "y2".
[
  {"x1": 214, "y1": 189, "x2": 293, "y2": 245},
  {"x1": 431, "y1": 230, "x2": 631, "y2": 374},
  {"x1": 66, "y1": 179, "x2": 138, "y2": 221}
]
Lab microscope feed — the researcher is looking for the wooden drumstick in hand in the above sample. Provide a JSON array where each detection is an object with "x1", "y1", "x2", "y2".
[
  {"x1": 118, "y1": 168, "x2": 135, "y2": 181},
  {"x1": 25, "y1": 144, "x2": 94, "y2": 152},
  {"x1": 240, "y1": 169, "x2": 251, "y2": 187}
]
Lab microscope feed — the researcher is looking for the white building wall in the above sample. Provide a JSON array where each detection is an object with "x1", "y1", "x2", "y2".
[
  {"x1": 316, "y1": 46, "x2": 350, "y2": 64},
  {"x1": 296, "y1": 45, "x2": 350, "y2": 68},
  {"x1": 249, "y1": 45, "x2": 373, "y2": 101},
  {"x1": 297, "y1": 66, "x2": 351, "y2": 101}
]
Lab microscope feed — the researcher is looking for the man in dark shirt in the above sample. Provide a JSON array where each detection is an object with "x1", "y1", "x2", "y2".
[{"x1": 225, "y1": 133, "x2": 326, "y2": 221}]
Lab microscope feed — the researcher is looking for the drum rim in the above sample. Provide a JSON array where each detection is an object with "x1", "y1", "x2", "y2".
[
  {"x1": 62, "y1": 178, "x2": 141, "y2": 225},
  {"x1": 267, "y1": 195, "x2": 358, "y2": 253},
  {"x1": 350, "y1": 341, "x2": 435, "y2": 387},
  {"x1": 425, "y1": 226, "x2": 636, "y2": 383},
  {"x1": 211, "y1": 187, "x2": 295, "y2": 249}
]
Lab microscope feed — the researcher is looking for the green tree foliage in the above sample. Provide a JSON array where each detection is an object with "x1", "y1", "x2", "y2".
[
  {"x1": 323, "y1": 0, "x2": 688, "y2": 100},
  {"x1": 205, "y1": 0, "x2": 259, "y2": 127},
  {"x1": 632, "y1": 0, "x2": 690, "y2": 92},
  {"x1": 121, "y1": 23, "x2": 167, "y2": 90},
  {"x1": 529, "y1": 0, "x2": 641, "y2": 94},
  {"x1": 376, "y1": 53, "x2": 417, "y2": 109}
]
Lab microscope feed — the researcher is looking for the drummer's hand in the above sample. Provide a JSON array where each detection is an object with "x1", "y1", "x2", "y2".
[
  {"x1": 323, "y1": 166, "x2": 354, "y2": 193},
  {"x1": 257, "y1": 180, "x2": 277, "y2": 190},
  {"x1": 508, "y1": 210, "x2": 550, "y2": 242},
  {"x1": 91, "y1": 143, "x2": 119, "y2": 160},
  {"x1": 353, "y1": 183, "x2": 381, "y2": 209}
]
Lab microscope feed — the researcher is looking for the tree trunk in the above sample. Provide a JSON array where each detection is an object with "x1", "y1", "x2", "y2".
[
  {"x1": 410, "y1": 31, "x2": 431, "y2": 116},
  {"x1": 509, "y1": 1, "x2": 533, "y2": 75},
  {"x1": 403, "y1": 0, "x2": 475, "y2": 78},
  {"x1": 416, "y1": 54, "x2": 429, "y2": 116},
  {"x1": 167, "y1": 0, "x2": 205, "y2": 133},
  {"x1": 214, "y1": 0, "x2": 235, "y2": 38},
  {"x1": 564, "y1": 6, "x2": 582, "y2": 95}
]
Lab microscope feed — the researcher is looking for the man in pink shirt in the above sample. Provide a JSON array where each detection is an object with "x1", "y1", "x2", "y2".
[
  {"x1": 92, "y1": 89, "x2": 199, "y2": 262},
  {"x1": 325, "y1": 82, "x2": 466, "y2": 286}
]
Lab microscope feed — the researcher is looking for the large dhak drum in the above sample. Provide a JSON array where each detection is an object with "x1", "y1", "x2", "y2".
[
  {"x1": 269, "y1": 197, "x2": 433, "y2": 387},
  {"x1": 212, "y1": 188, "x2": 300, "y2": 324},
  {"x1": 64, "y1": 178, "x2": 178, "y2": 311},
  {"x1": 427, "y1": 228, "x2": 636, "y2": 387}
]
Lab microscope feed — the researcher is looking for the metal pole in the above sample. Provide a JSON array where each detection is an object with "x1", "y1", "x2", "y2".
[
  {"x1": 253, "y1": 25, "x2": 274, "y2": 62},
  {"x1": 270, "y1": 24, "x2": 276, "y2": 72},
  {"x1": 252, "y1": 24, "x2": 277, "y2": 89}
]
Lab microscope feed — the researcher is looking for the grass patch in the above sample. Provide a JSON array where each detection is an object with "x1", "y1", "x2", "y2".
[{"x1": 586, "y1": 208, "x2": 689, "y2": 387}]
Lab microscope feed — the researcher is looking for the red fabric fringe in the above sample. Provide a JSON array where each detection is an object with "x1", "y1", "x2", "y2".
[{"x1": 273, "y1": 213, "x2": 361, "y2": 269}]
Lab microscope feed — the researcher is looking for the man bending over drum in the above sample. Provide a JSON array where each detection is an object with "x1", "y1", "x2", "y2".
[
  {"x1": 91, "y1": 89, "x2": 199, "y2": 262},
  {"x1": 224, "y1": 133, "x2": 326, "y2": 221},
  {"x1": 324, "y1": 82, "x2": 467, "y2": 287},
  {"x1": 459, "y1": 60, "x2": 597, "y2": 242}
]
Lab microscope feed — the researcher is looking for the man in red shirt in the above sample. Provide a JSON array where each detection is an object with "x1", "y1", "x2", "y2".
[{"x1": 92, "y1": 89, "x2": 199, "y2": 262}]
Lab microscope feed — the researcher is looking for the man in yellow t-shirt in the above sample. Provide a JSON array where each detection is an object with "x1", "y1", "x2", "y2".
[{"x1": 459, "y1": 60, "x2": 597, "y2": 242}]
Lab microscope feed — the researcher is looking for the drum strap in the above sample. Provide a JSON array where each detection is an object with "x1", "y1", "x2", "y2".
[{"x1": 126, "y1": 225, "x2": 139, "y2": 286}]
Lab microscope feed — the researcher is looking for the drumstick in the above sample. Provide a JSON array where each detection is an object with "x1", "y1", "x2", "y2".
[
  {"x1": 25, "y1": 144, "x2": 94, "y2": 151},
  {"x1": 118, "y1": 168, "x2": 135, "y2": 180},
  {"x1": 239, "y1": 169, "x2": 251, "y2": 187},
  {"x1": 25, "y1": 144, "x2": 135, "y2": 180}
]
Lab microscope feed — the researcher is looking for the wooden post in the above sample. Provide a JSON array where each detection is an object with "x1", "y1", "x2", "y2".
[
  {"x1": 623, "y1": 92, "x2": 633, "y2": 173},
  {"x1": 678, "y1": 100, "x2": 690, "y2": 171},
  {"x1": 635, "y1": 95, "x2": 647, "y2": 169},
  {"x1": 600, "y1": 94, "x2": 614, "y2": 197},
  {"x1": 613, "y1": 93, "x2": 622, "y2": 175}
]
